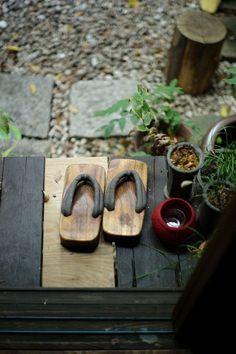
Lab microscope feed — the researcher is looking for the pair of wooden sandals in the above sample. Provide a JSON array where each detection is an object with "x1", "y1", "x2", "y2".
[{"x1": 60, "y1": 159, "x2": 148, "y2": 250}]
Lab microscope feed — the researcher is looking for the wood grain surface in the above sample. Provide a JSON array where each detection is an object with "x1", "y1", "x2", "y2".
[
  {"x1": 103, "y1": 159, "x2": 148, "y2": 242},
  {"x1": 0, "y1": 157, "x2": 44, "y2": 288},
  {"x1": 60, "y1": 164, "x2": 105, "y2": 250},
  {"x1": 42, "y1": 157, "x2": 115, "y2": 288}
]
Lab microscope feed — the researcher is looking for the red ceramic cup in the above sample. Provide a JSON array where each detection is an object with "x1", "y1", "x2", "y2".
[{"x1": 151, "y1": 198, "x2": 196, "y2": 247}]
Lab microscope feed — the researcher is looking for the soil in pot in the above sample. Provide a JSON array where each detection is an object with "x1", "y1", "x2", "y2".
[
  {"x1": 170, "y1": 145, "x2": 199, "y2": 171},
  {"x1": 207, "y1": 184, "x2": 232, "y2": 211}
]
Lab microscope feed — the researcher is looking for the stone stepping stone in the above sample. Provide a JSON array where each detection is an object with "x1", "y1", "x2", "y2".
[
  {"x1": 0, "y1": 73, "x2": 53, "y2": 139},
  {"x1": 221, "y1": 16, "x2": 236, "y2": 59},
  {"x1": 69, "y1": 79, "x2": 137, "y2": 138},
  {"x1": 1, "y1": 138, "x2": 51, "y2": 157},
  {"x1": 190, "y1": 114, "x2": 221, "y2": 143}
]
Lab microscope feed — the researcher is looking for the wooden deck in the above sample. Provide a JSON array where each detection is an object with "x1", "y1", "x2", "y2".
[
  {"x1": 0, "y1": 156, "x2": 197, "y2": 289},
  {"x1": 0, "y1": 156, "x2": 198, "y2": 351}
]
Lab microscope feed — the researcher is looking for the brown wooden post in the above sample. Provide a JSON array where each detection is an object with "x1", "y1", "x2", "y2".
[{"x1": 166, "y1": 10, "x2": 226, "y2": 94}]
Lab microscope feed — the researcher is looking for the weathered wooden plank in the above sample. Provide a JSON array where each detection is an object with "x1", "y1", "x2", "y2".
[
  {"x1": 42, "y1": 157, "x2": 115, "y2": 288},
  {"x1": 116, "y1": 247, "x2": 135, "y2": 287},
  {"x1": 0, "y1": 157, "x2": 44, "y2": 288},
  {"x1": 0, "y1": 351, "x2": 192, "y2": 354},
  {"x1": 0, "y1": 289, "x2": 183, "y2": 350},
  {"x1": 133, "y1": 157, "x2": 179, "y2": 288},
  {"x1": 116, "y1": 156, "x2": 153, "y2": 288},
  {"x1": 0, "y1": 350, "x2": 192, "y2": 354},
  {"x1": 177, "y1": 253, "x2": 199, "y2": 288}
]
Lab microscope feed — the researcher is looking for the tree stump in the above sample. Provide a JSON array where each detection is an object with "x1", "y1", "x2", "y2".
[{"x1": 166, "y1": 10, "x2": 226, "y2": 94}]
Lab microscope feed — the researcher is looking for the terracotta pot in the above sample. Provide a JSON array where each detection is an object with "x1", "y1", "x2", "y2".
[
  {"x1": 165, "y1": 142, "x2": 204, "y2": 200},
  {"x1": 134, "y1": 122, "x2": 192, "y2": 155},
  {"x1": 201, "y1": 115, "x2": 236, "y2": 152},
  {"x1": 151, "y1": 198, "x2": 196, "y2": 247}
]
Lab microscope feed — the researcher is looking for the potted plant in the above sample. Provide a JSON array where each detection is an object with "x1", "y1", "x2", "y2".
[
  {"x1": 201, "y1": 67, "x2": 236, "y2": 152},
  {"x1": 198, "y1": 181, "x2": 234, "y2": 233},
  {"x1": 95, "y1": 80, "x2": 193, "y2": 155},
  {"x1": 195, "y1": 140, "x2": 236, "y2": 193},
  {"x1": 201, "y1": 115, "x2": 236, "y2": 152},
  {"x1": 194, "y1": 140, "x2": 236, "y2": 233},
  {"x1": 165, "y1": 142, "x2": 204, "y2": 200}
]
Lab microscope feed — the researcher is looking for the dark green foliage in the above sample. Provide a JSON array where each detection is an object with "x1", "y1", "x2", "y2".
[{"x1": 95, "y1": 80, "x2": 183, "y2": 138}]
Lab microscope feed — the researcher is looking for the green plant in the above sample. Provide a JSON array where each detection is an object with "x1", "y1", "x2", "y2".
[
  {"x1": 95, "y1": 80, "x2": 183, "y2": 154},
  {"x1": 0, "y1": 107, "x2": 21, "y2": 157},
  {"x1": 201, "y1": 141, "x2": 236, "y2": 186},
  {"x1": 226, "y1": 67, "x2": 236, "y2": 85}
]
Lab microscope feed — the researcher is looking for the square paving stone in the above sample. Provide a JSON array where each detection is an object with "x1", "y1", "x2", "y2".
[
  {"x1": 0, "y1": 73, "x2": 53, "y2": 138},
  {"x1": 69, "y1": 79, "x2": 137, "y2": 138},
  {"x1": 0, "y1": 138, "x2": 51, "y2": 157}
]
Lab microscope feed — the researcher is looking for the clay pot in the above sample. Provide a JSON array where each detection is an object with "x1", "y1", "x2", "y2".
[
  {"x1": 201, "y1": 115, "x2": 236, "y2": 152},
  {"x1": 197, "y1": 182, "x2": 233, "y2": 234},
  {"x1": 134, "y1": 122, "x2": 192, "y2": 155},
  {"x1": 151, "y1": 198, "x2": 196, "y2": 247},
  {"x1": 165, "y1": 142, "x2": 204, "y2": 200}
]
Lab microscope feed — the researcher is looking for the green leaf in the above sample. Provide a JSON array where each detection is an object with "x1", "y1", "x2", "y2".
[
  {"x1": 118, "y1": 117, "x2": 126, "y2": 131},
  {"x1": 130, "y1": 114, "x2": 140, "y2": 125},
  {"x1": 0, "y1": 115, "x2": 10, "y2": 135},
  {"x1": 226, "y1": 78, "x2": 236, "y2": 85},
  {"x1": 1, "y1": 145, "x2": 15, "y2": 157},
  {"x1": 129, "y1": 151, "x2": 150, "y2": 157},
  {"x1": 143, "y1": 112, "x2": 153, "y2": 126},
  {"x1": 94, "y1": 99, "x2": 129, "y2": 116},
  {"x1": 137, "y1": 124, "x2": 149, "y2": 132},
  {"x1": 9, "y1": 124, "x2": 21, "y2": 140},
  {"x1": 154, "y1": 81, "x2": 183, "y2": 100},
  {"x1": 101, "y1": 119, "x2": 117, "y2": 138},
  {"x1": 228, "y1": 67, "x2": 236, "y2": 74}
]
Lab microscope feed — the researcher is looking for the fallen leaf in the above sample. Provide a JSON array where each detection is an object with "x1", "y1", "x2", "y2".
[
  {"x1": 55, "y1": 72, "x2": 63, "y2": 81},
  {"x1": 29, "y1": 83, "x2": 37, "y2": 95},
  {"x1": 28, "y1": 63, "x2": 41, "y2": 73},
  {"x1": 64, "y1": 24, "x2": 74, "y2": 33},
  {"x1": 220, "y1": 104, "x2": 230, "y2": 118},
  {"x1": 75, "y1": 12, "x2": 83, "y2": 17},
  {"x1": 69, "y1": 104, "x2": 78, "y2": 113},
  {"x1": 6, "y1": 44, "x2": 22, "y2": 52},
  {"x1": 128, "y1": 0, "x2": 139, "y2": 8}
]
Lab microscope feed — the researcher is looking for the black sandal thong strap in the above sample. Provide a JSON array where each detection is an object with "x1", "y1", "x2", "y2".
[
  {"x1": 104, "y1": 169, "x2": 147, "y2": 213},
  {"x1": 61, "y1": 174, "x2": 103, "y2": 218}
]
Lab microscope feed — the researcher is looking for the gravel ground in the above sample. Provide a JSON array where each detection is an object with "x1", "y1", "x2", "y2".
[{"x1": 1, "y1": 0, "x2": 236, "y2": 157}]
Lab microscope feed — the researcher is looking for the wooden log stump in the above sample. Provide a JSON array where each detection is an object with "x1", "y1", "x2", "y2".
[{"x1": 166, "y1": 10, "x2": 226, "y2": 94}]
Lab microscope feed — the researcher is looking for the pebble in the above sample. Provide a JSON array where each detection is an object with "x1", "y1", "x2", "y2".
[
  {"x1": 1, "y1": 0, "x2": 236, "y2": 157},
  {"x1": 0, "y1": 20, "x2": 8, "y2": 29}
]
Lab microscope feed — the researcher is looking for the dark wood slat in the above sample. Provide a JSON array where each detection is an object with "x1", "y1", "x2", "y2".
[
  {"x1": 116, "y1": 247, "x2": 134, "y2": 287},
  {"x1": 0, "y1": 157, "x2": 45, "y2": 288},
  {"x1": 0, "y1": 333, "x2": 178, "y2": 351},
  {"x1": 116, "y1": 157, "x2": 154, "y2": 288},
  {"x1": 0, "y1": 289, "x2": 183, "y2": 350},
  {"x1": 177, "y1": 253, "x2": 199, "y2": 288},
  {"x1": 0, "y1": 350, "x2": 192, "y2": 354},
  {"x1": 0, "y1": 289, "x2": 182, "y2": 304},
  {"x1": 131, "y1": 157, "x2": 179, "y2": 288}
]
